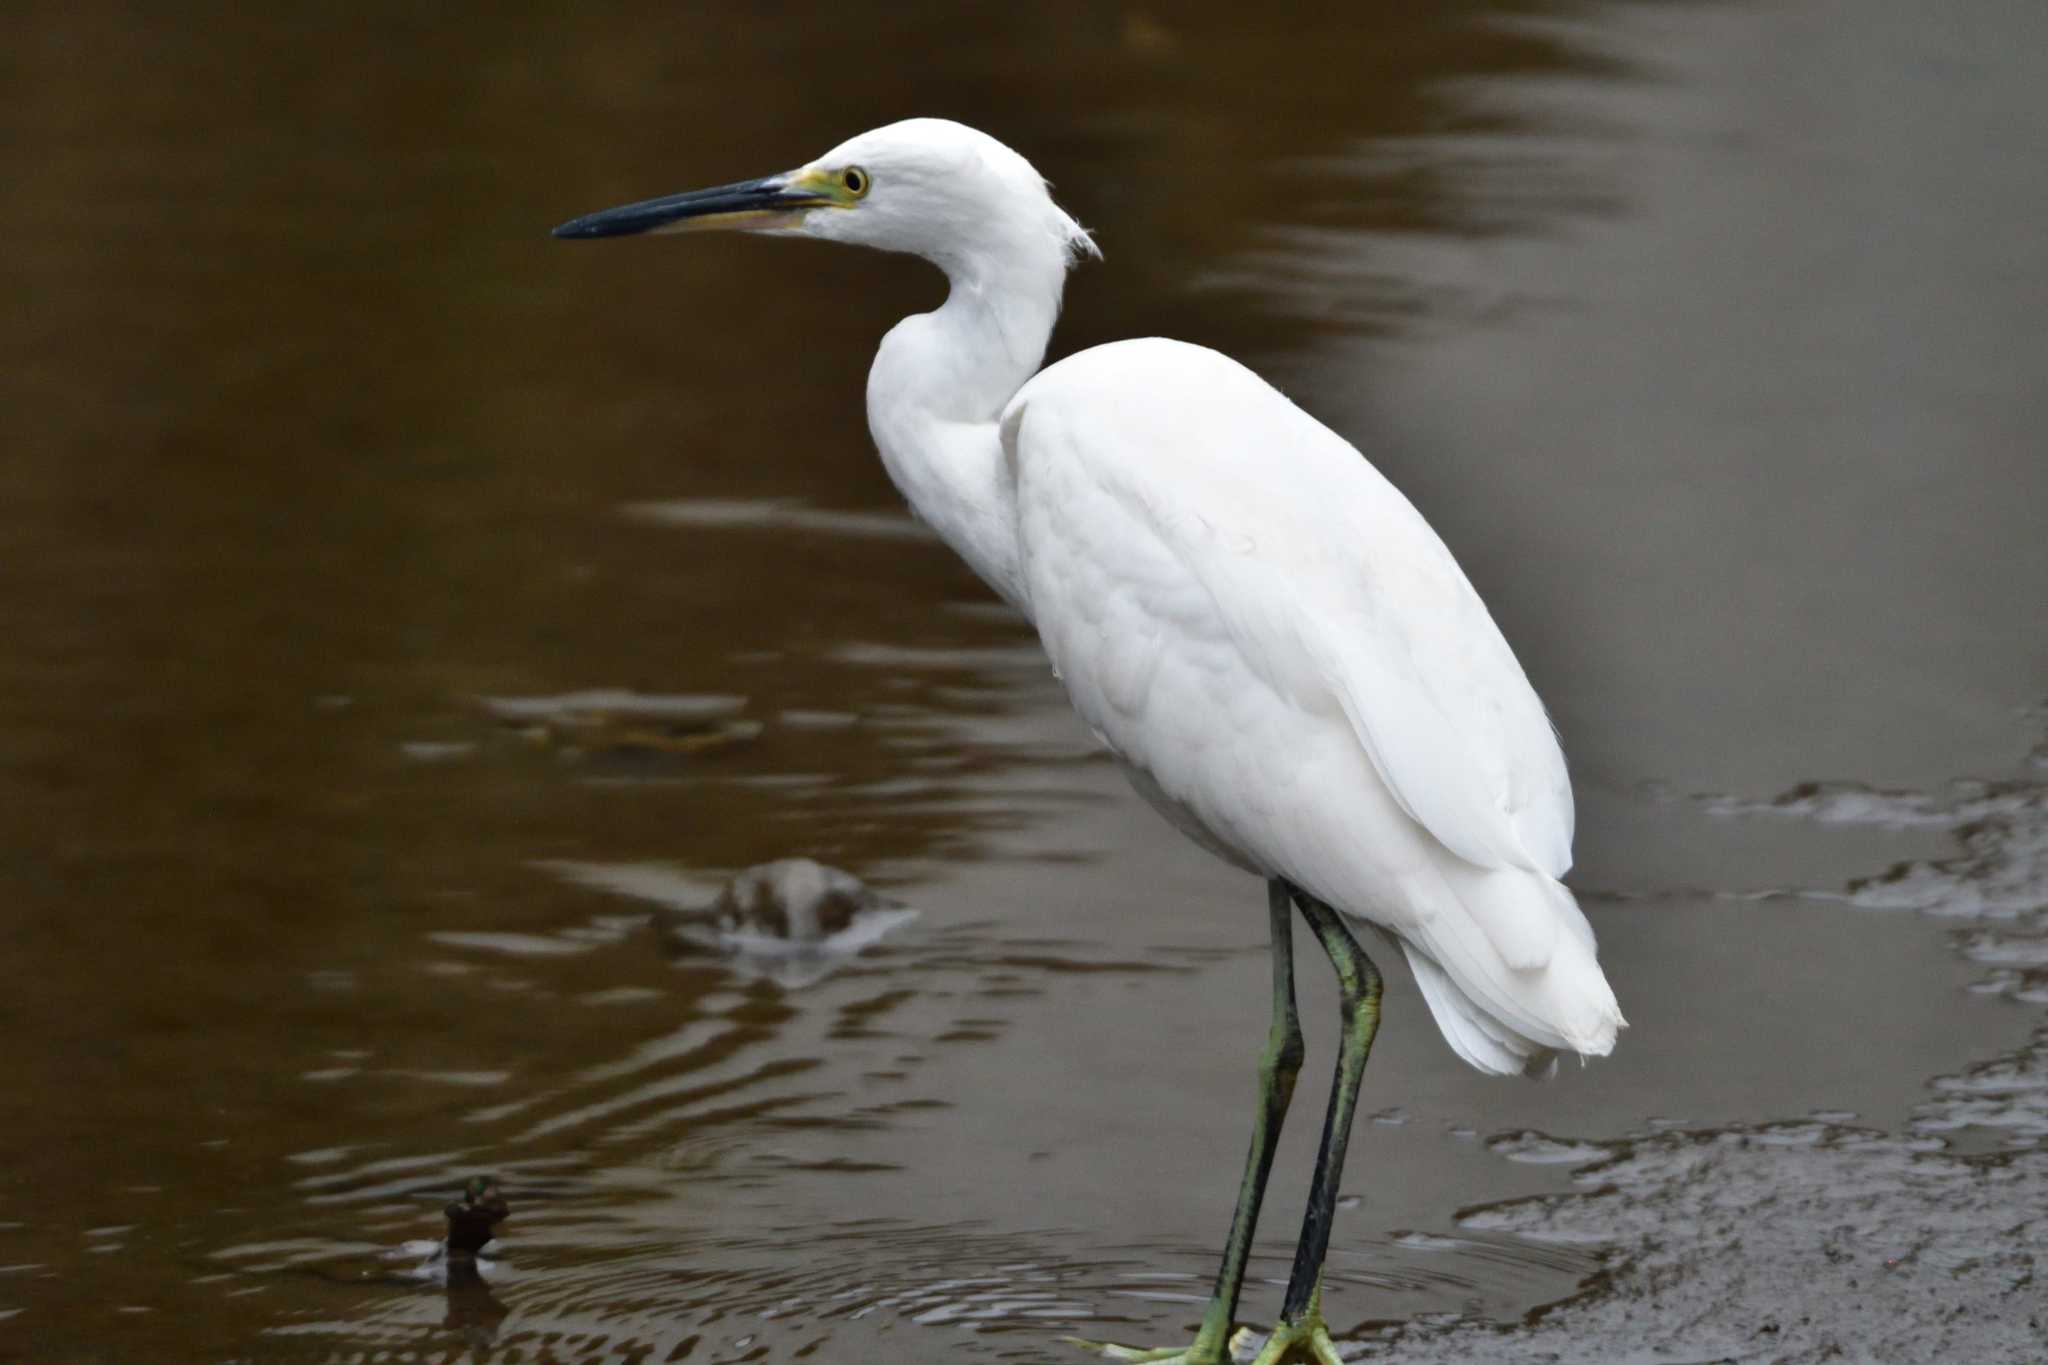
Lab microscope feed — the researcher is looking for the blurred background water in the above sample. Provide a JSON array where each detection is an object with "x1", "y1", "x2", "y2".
[{"x1": 3, "y1": 1, "x2": 2044, "y2": 1360}]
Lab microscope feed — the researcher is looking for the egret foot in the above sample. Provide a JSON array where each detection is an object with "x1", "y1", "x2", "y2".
[
  {"x1": 1061, "y1": 1325, "x2": 1255, "y2": 1362},
  {"x1": 1243, "y1": 1308, "x2": 1345, "y2": 1364}
]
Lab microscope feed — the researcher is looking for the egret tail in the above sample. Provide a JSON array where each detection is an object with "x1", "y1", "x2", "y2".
[{"x1": 1403, "y1": 866, "x2": 1623, "y2": 1077}]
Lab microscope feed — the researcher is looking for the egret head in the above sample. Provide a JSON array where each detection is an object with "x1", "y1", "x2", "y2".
[{"x1": 553, "y1": 118, "x2": 1097, "y2": 286}]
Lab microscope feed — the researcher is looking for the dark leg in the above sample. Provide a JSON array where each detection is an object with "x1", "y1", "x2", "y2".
[
  {"x1": 1071, "y1": 880, "x2": 1305, "y2": 1363},
  {"x1": 1259, "y1": 884, "x2": 1383, "y2": 1357},
  {"x1": 1191, "y1": 879, "x2": 1306, "y2": 1348}
]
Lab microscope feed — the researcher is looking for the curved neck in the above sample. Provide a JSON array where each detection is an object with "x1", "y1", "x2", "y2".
[{"x1": 865, "y1": 251, "x2": 1067, "y2": 613}]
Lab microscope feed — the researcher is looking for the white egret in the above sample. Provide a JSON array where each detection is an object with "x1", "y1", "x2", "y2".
[{"x1": 554, "y1": 118, "x2": 1623, "y2": 1365}]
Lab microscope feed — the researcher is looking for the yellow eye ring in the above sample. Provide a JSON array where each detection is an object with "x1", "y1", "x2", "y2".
[{"x1": 842, "y1": 166, "x2": 870, "y2": 198}]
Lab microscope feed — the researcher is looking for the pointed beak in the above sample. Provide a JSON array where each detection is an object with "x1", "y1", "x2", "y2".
[{"x1": 552, "y1": 172, "x2": 833, "y2": 240}]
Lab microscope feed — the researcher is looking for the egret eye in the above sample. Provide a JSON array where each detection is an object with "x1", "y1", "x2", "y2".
[{"x1": 842, "y1": 166, "x2": 870, "y2": 198}]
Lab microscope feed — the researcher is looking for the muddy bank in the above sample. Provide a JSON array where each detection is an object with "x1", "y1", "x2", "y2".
[
  {"x1": 1342, "y1": 1125, "x2": 2044, "y2": 1364},
  {"x1": 1330, "y1": 722, "x2": 2048, "y2": 1364}
]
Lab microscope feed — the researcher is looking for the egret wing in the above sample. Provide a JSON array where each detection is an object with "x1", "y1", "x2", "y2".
[{"x1": 1006, "y1": 339, "x2": 1574, "y2": 881}]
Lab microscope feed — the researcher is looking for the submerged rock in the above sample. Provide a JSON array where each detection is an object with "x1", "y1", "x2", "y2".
[
  {"x1": 656, "y1": 859, "x2": 917, "y2": 987},
  {"x1": 479, "y1": 689, "x2": 763, "y2": 759},
  {"x1": 714, "y1": 859, "x2": 874, "y2": 941}
]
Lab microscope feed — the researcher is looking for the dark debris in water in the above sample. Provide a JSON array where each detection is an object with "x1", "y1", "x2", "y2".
[{"x1": 443, "y1": 1175, "x2": 509, "y2": 1260}]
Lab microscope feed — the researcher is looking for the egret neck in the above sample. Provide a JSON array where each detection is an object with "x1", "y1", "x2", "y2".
[{"x1": 863, "y1": 235, "x2": 1069, "y2": 615}]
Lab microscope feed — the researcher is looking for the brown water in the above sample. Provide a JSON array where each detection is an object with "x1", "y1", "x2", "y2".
[{"x1": 4, "y1": 2, "x2": 2045, "y2": 1361}]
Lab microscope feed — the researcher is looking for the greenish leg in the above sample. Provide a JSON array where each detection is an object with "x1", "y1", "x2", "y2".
[
  {"x1": 1196, "y1": 880, "x2": 1306, "y2": 1346},
  {"x1": 1068, "y1": 880, "x2": 1305, "y2": 1363},
  {"x1": 1247, "y1": 886, "x2": 1382, "y2": 1365}
]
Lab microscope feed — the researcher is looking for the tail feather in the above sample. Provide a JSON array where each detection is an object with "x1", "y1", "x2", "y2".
[
  {"x1": 1404, "y1": 946, "x2": 1546, "y2": 1076},
  {"x1": 1402, "y1": 863, "x2": 1624, "y2": 1073}
]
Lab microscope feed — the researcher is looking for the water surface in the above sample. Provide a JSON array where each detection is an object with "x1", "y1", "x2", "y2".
[{"x1": 3, "y1": 1, "x2": 2044, "y2": 1360}]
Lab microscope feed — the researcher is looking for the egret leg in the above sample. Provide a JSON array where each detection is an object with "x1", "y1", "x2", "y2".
[
  {"x1": 1246, "y1": 886, "x2": 1382, "y2": 1365},
  {"x1": 1068, "y1": 880, "x2": 1305, "y2": 1363}
]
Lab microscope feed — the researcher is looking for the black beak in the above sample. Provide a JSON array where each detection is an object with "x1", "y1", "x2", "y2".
[{"x1": 551, "y1": 175, "x2": 828, "y2": 240}]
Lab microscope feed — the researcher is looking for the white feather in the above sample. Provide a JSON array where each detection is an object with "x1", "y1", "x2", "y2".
[
  {"x1": 635, "y1": 117, "x2": 1628, "y2": 1072},
  {"x1": 998, "y1": 340, "x2": 1620, "y2": 1064}
]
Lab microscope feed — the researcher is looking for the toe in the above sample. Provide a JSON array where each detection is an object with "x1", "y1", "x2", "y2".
[
  {"x1": 1243, "y1": 1321, "x2": 1348, "y2": 1365},
  {"x1": 1060, "y1": 1336, "x2": 1198, "y2": 1362}
]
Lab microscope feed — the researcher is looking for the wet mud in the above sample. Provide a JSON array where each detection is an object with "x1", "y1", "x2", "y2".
[
  {"x1": 1334, "y1": 721, "x2": 2048, "y2": 1363},
  {"x1": 1363, "y1": 1127, "x2": 2045, "y2": 1364}
]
